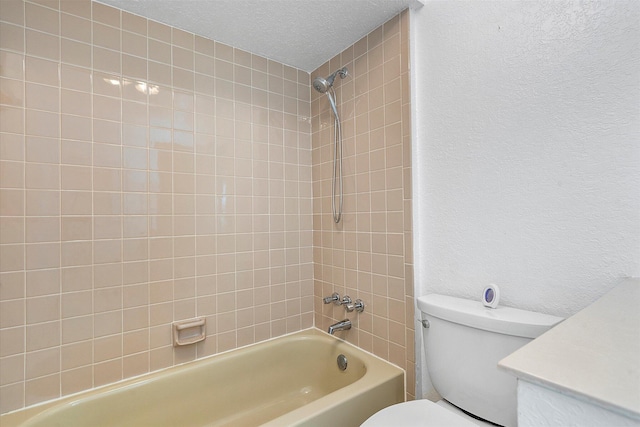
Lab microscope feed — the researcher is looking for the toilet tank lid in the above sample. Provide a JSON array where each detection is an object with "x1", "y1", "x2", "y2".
[{"x1": 417, "y1": 294, "x2": 564, "y2": 338}]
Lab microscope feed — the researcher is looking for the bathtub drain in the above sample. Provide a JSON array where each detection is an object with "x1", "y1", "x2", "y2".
[{"x1": 337, "y1": 354, "x2": 348, "y2": 371}]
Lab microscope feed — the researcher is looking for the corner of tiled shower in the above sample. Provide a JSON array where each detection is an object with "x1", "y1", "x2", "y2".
[{"x1": 311, "y1": 9, "x2": 415, "y2": 400}]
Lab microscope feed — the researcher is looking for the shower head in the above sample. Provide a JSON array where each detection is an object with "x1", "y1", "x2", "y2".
[
  {"x1": 312, "y1": 76, "x2": 331, "y2": 94},
  {"x1": 313, "y1": 67, "x2": 348, "y2": 93}
]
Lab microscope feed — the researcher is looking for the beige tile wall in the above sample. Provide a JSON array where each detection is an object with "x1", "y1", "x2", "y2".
[
  {"x1": 0, "y1": 0, "x2": 417, "y2": 415},
  {"x1": 311, "y1": 10, "x2": 415, "y2": 399},
  {"x1": 0, "y1": 0, "x2": 314, "y2": 414}
]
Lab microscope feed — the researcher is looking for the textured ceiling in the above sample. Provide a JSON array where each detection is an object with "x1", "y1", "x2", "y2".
[{"x1": 97, "y1": 0, "x2": 420, "y2": 72}]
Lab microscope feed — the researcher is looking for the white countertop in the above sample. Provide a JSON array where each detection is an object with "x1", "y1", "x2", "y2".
[{"x1": 499, "y1": 278, "x2": 640, "y2": 419}]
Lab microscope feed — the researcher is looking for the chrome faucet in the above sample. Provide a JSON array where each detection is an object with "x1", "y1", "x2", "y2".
[
  {"x1": 323, "y1": 292, "x2": 340, "y2": 305},
  {"x1": 328, "y1": 319, "x2": 351, "y2": 335}
]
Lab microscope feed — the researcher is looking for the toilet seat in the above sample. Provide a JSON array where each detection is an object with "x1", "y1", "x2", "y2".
[{"x1": 361, "y1": 400, "x2": 477, "y2": 427}]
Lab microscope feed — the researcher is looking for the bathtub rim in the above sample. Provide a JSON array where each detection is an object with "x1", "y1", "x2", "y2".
[{"x1": 1, "y1": 327, "x2": 406, "y2": 426}]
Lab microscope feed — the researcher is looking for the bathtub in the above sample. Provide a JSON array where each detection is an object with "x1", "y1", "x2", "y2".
[{"x1": 1, "y1": 328, "x2": 404, "y2": 427}]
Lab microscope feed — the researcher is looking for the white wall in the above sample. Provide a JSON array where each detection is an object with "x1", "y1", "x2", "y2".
[{"x1": 411, "y1": 1, "x2": 640, "y2": 397}]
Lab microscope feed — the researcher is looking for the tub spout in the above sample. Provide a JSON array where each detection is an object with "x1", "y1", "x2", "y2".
[{"x1": 328, "y1": 319, "x2": 351, "y2": 335}]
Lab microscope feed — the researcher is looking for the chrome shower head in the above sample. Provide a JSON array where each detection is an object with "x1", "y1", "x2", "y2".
[
  {"x1": 313, "y1": 67, "x2": 348, "y2": 93},
  {"x1": 313, "y1": 76, "x2": 331, "y2": 94}
]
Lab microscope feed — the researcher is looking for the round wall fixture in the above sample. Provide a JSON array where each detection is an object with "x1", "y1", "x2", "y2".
[{"x1": 482, "y1": 284, "x2": 500, "y2": 309}]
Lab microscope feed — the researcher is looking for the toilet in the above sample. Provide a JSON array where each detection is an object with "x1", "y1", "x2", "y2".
[{"x1": 362, "y1": 294, "x2": 563, "y2": 427}]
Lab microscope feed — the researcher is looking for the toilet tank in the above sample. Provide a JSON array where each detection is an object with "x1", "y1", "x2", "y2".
[{"x1": 417, "y1": 294, "x2": 563, "y2": 427}]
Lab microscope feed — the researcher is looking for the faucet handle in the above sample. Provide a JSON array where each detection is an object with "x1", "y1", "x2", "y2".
[
  {"x1": 344, "y1": 297, "x2": 364, "y2": 313},
  {"x1": 340, "y1": 295, "x2": 354, "y2": 312},
  {"x1": 323, "y1": 292, "x2": 341, "y2": 305},
  {"x1": 340, "y1": 295, "x2": 352, "y2": 306}
]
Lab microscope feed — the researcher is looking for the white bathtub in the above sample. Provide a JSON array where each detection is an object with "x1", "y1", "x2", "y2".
[{"x1": 1, "y1": 329, "x2": 404, "y2": 427}]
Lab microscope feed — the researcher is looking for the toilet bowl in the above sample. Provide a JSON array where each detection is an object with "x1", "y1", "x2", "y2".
[
  {"x1": 362, "y1": 399, "x2": 489, "y2": 427},
  {"x1": 362, "y1": 293, "x2": 563, "y2": 427}
]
